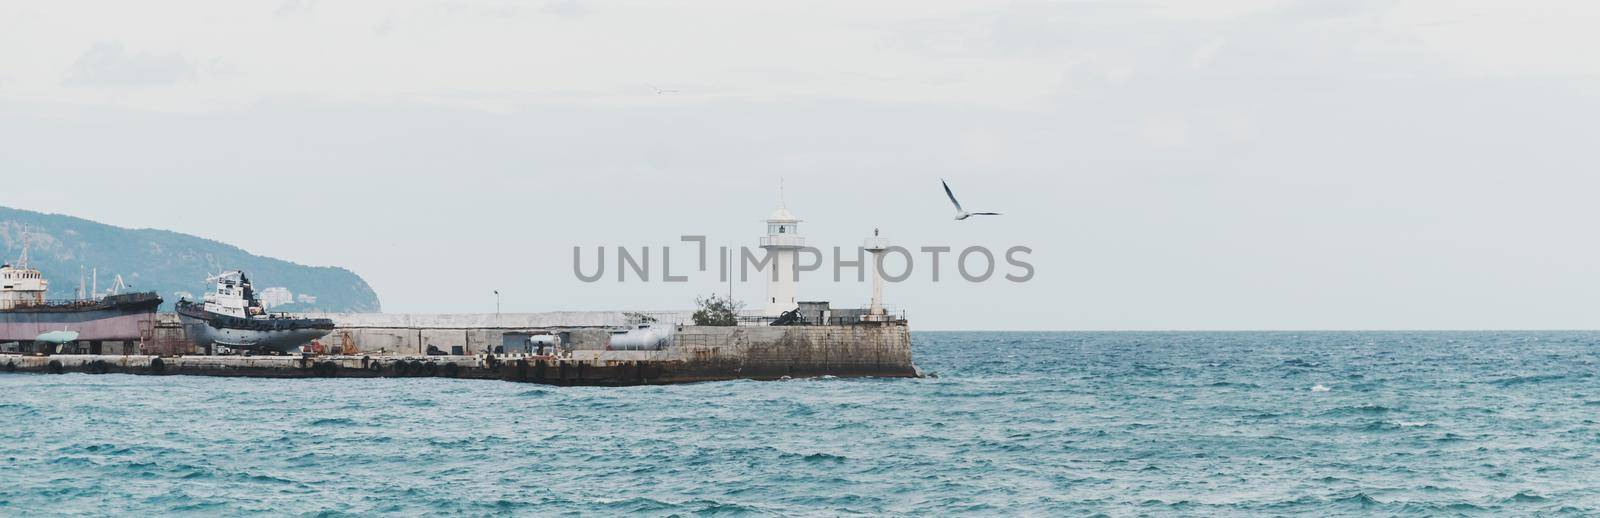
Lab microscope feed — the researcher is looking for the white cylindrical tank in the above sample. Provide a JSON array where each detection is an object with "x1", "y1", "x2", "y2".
[{"x1": 608, "y1": 324, "x2": 674, "y2": 351}]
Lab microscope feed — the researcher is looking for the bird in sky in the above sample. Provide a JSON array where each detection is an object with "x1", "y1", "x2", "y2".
[{"x1": 942, "y1": 179, "x2": 1003, "y2": 220}]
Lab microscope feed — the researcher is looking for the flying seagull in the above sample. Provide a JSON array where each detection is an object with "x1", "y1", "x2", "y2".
[{"x1": 942, "y1": 179, "x2": 1002, "y2": 220}]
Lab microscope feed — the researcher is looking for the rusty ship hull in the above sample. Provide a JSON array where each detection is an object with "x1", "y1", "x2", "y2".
[{"x1": 0, "y1": 292, "x2": 162, "y2": 342}]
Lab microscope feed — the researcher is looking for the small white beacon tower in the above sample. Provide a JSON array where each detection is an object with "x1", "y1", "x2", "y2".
[{"x1": 863, "y1": 228, "x2": 890, "y2": 321}]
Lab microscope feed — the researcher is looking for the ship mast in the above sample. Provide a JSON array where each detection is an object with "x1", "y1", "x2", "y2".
[{"x1": 16, "y1": 233, "x2": 28, "y2": 269}]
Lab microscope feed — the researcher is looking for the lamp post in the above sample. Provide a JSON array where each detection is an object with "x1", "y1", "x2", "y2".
[{"x1": 494, "y1": 290, "x2": 501, "y2": 317}]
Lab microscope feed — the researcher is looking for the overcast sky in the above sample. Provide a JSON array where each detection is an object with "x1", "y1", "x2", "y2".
[{"x1": 2, "y1": 1, "x2": 1598, "y2": 330}]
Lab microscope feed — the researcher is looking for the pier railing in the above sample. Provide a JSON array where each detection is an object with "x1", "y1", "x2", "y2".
[
  {"x1": 827, "y1": 311, "x2": 907, "y2": 325},
  {"x1": 729, "y1": 305, "x2": 907, "y2": 326},
  {"x1": 827, "y1": 302, "x2": 907, "y2": 325}
]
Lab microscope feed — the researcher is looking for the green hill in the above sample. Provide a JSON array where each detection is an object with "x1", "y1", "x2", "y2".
[{"x1": 0, "y1": 206, "x2": 379, "y2": 313}]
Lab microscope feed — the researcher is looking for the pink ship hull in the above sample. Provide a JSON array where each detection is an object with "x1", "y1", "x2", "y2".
[{"x1": 0, "y1": 306, "x2": 159, "y2": 342}]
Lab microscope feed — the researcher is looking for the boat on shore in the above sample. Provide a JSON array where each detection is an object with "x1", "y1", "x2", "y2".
[
  {"x1": 175, "y1": 271, "x2": 333, "y2": 354},
  {"x1": 0, "y1": 243, "x2": 162, "y2": 349}
]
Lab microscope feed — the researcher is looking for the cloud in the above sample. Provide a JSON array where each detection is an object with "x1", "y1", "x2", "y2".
[
  {"x1": 541, "y1": 0, "x2": 586, "y2": 18},
  {"x1": 1138, "y1": 116, "x2": 1191, "y2": 148},
  {"x1": 1, "y1": 1, "x2": 1594, "y2": 115},
  {"x1": 64, "y1": 42, "x2": 197, "y2": 87},
  {"x1": 275, "y1": 0, "x2": 315, "y2": 19},
  {"x1": 1188, "y1": 38, "x2": 1227, "y2": 70}
]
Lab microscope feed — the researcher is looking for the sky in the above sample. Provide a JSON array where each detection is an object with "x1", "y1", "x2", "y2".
[{"x1": 2, "y1": 1, "x2": 1599, "y2": 330}]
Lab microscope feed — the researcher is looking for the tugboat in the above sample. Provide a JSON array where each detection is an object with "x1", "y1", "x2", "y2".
[
  {"x1": 1, "y1": 239, "x2": 162, "y2": 352},
  {"x1": 175, "y1": 271, "x2": 334, "y2": 354}
]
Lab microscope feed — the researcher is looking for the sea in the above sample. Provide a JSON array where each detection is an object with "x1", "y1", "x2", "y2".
[{"x1": 3, "y1": 331, "x2": 1599, "y2": 516}]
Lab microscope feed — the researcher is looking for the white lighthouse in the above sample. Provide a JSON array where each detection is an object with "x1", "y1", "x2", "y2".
[
  {"x1": 759, "y1": 203, "x2": 804, "y2": 316},
  {"x1": 863, "y1": 228, "x2": 890, "y2": 321}
]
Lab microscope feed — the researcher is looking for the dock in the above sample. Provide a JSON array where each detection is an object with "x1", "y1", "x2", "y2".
[{"x1": 1, "y1": 321, "x2": 918, "y2": 385}]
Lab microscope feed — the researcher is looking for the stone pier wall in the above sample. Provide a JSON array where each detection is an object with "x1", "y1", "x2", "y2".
[
  {"x1": 668, "y1": 323, "x2": 916, "y2": 381},
  {"x1": 1, "y1": 314, "x2": 919, "y2": 384},
  {"x1": 0, "y1": 322, "x2": 919, "y2": 384}
]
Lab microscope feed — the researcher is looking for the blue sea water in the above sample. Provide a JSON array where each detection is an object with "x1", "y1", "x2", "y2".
[{"x1": 3, "y1": 331, "x2": 1600, "y2": 515}]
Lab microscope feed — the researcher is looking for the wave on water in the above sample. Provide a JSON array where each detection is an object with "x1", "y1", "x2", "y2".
[
  {"x1": 1490, "y1": 373, "x2": 1580, "y2": 387},
  {"x1": 1318, "y1": 404, "x2": 1396, "y2": 416},
  {"x1": 3, "y1": 331, "x2": 1599, "y2": 515},
  {"x1": 307, "y1": 417, "x2": 357, "y2": 427}
]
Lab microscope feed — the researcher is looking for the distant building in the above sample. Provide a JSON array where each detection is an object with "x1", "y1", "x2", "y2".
[
  {"x1": 295, "y1": 293, "x2": 318, "y2": 305},
  {"x1": 260, "y1": 287, "x2": 293, "y2": 308}
]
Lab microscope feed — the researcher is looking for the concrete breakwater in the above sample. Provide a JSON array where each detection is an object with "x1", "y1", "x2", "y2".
[{"x1": 1, "y1": 323, "x2": 917, "y2": 385}]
